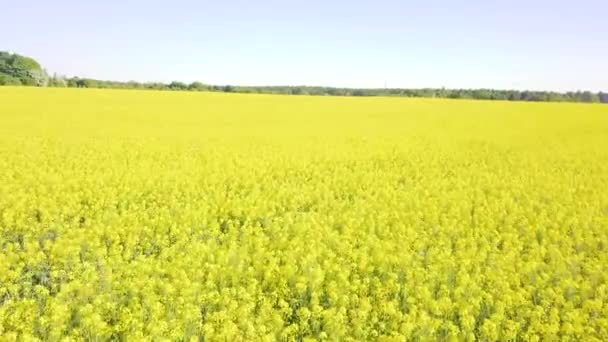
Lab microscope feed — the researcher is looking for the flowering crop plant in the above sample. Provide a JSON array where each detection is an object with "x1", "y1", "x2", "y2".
[{"x1": 0, "y1": 87, "x2": 607, "y2": 341}]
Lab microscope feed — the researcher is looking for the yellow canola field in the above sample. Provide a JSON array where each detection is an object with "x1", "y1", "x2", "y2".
[{"x1": 0, "y1": 87, "x2": 607, "y2": 341}]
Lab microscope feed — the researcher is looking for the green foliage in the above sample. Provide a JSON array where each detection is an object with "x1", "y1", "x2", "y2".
[
  {"x1": 47, "y1": 74, "x2": 67, "y2": 87},
  {"x1": 188, "y1": 81, "x2": 207, "y2": 91},
  {"x1": 0, "y1": 51, "x2": 47, "y2": 86},
  {"x1": 0, "y1": 73, "x2": 21, "y2": 85},
  {"x1": 169, "y1": 81, "x2": 188, "y2": 90},
  {"x1": 1, "y1": 51, "x2": 606, "y2": 104},
  {"x1": 10, "y1": 55, "x2": 41, "y2": 70}
]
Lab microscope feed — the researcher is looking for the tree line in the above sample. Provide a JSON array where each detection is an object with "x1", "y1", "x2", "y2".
[
  {"x1": 2, "y1": 51, "x2": 607, "y2": 103},
  {"x1": 46, "y1": 78, "x2": 608, "y2": 104}
]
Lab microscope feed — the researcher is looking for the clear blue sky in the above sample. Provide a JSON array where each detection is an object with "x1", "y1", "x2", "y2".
[{"x1": 4, "y1": 0, "x2": 607, "y2": 91}]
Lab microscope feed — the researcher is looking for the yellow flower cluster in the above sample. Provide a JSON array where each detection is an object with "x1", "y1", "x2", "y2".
[{"x1": 1, "y1": 87, "x2": 607, "y2": 341}]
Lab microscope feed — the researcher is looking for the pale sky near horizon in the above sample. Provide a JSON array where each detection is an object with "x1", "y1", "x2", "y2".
[{"x1": 3, "y1": 0, "x2": 607, "y2": 91}]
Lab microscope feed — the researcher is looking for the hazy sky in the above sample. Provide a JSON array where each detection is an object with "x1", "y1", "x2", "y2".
[{"x1": 3, "y1": 0, "x2": 607, "y2": 91}]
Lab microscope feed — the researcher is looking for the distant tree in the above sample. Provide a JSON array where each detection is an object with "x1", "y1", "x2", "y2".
[
  {"x1": 143, "y1": 82, "x2": 168, "y2": 90},
  {"x1": 520, "y1": 91, "x2": 532, "y2": 101},
  {"x1": 0, "y1": 51, "x2": 47, "y2": 86},
  {"x1": 578, "y1": 91, "x2": 599, "y2": 103},
  {"x1": 84, "y1": 79, "x2": 99, "y2": 88},
  {"x1": 327, "y1": 88, "x2": 347, "y2": 96},
  {"x1": 68, "y1": 78, "x2": 98, "y2": 88},
  {"x1": 66, "y1": 77, "x2": 81, "y2": 88},
  {"x1": 169, "y1": 81, "x2": 188, "y2": 90},
  {"x1": 506, "y1": 91, "x2": 519, "y2": 101},
  {"x1": 223, "y1": 85, "x2": 234, "y2": 92},
  {"x1": 48, "y1": 73, "x2": 67, "y2": 87},
  {"x1": 599, "y1": 92, "x2": 608, "y2": 104},
  {"x1": 290, "y1": 87, "x2": 304, "y2": 95},
  {"x1": 188, "y1": 81, "x2": 207, "y2": 91},
  {"x1": 472, "y1": 89, "x2": 492, "y2": 100},
  {"x1": 127, "y1": 81, "x2": 142, "y2": 89},
  {"x1": 434, "y1": 87, "x2": 448, "y2": 98}
]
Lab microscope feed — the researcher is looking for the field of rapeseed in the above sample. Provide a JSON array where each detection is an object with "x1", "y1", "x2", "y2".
[{"x1": 1, "y1": 87, "x2": 607, "y2": 341}]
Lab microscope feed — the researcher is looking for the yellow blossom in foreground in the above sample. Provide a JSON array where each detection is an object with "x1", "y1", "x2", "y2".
[{"x1": 0, "y1": 87, "x2": 607, "y2": 340}]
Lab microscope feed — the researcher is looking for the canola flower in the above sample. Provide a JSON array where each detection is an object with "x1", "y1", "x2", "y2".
[{"x1": 0, "y1": 87, "x2": 607, "y2": 341}]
